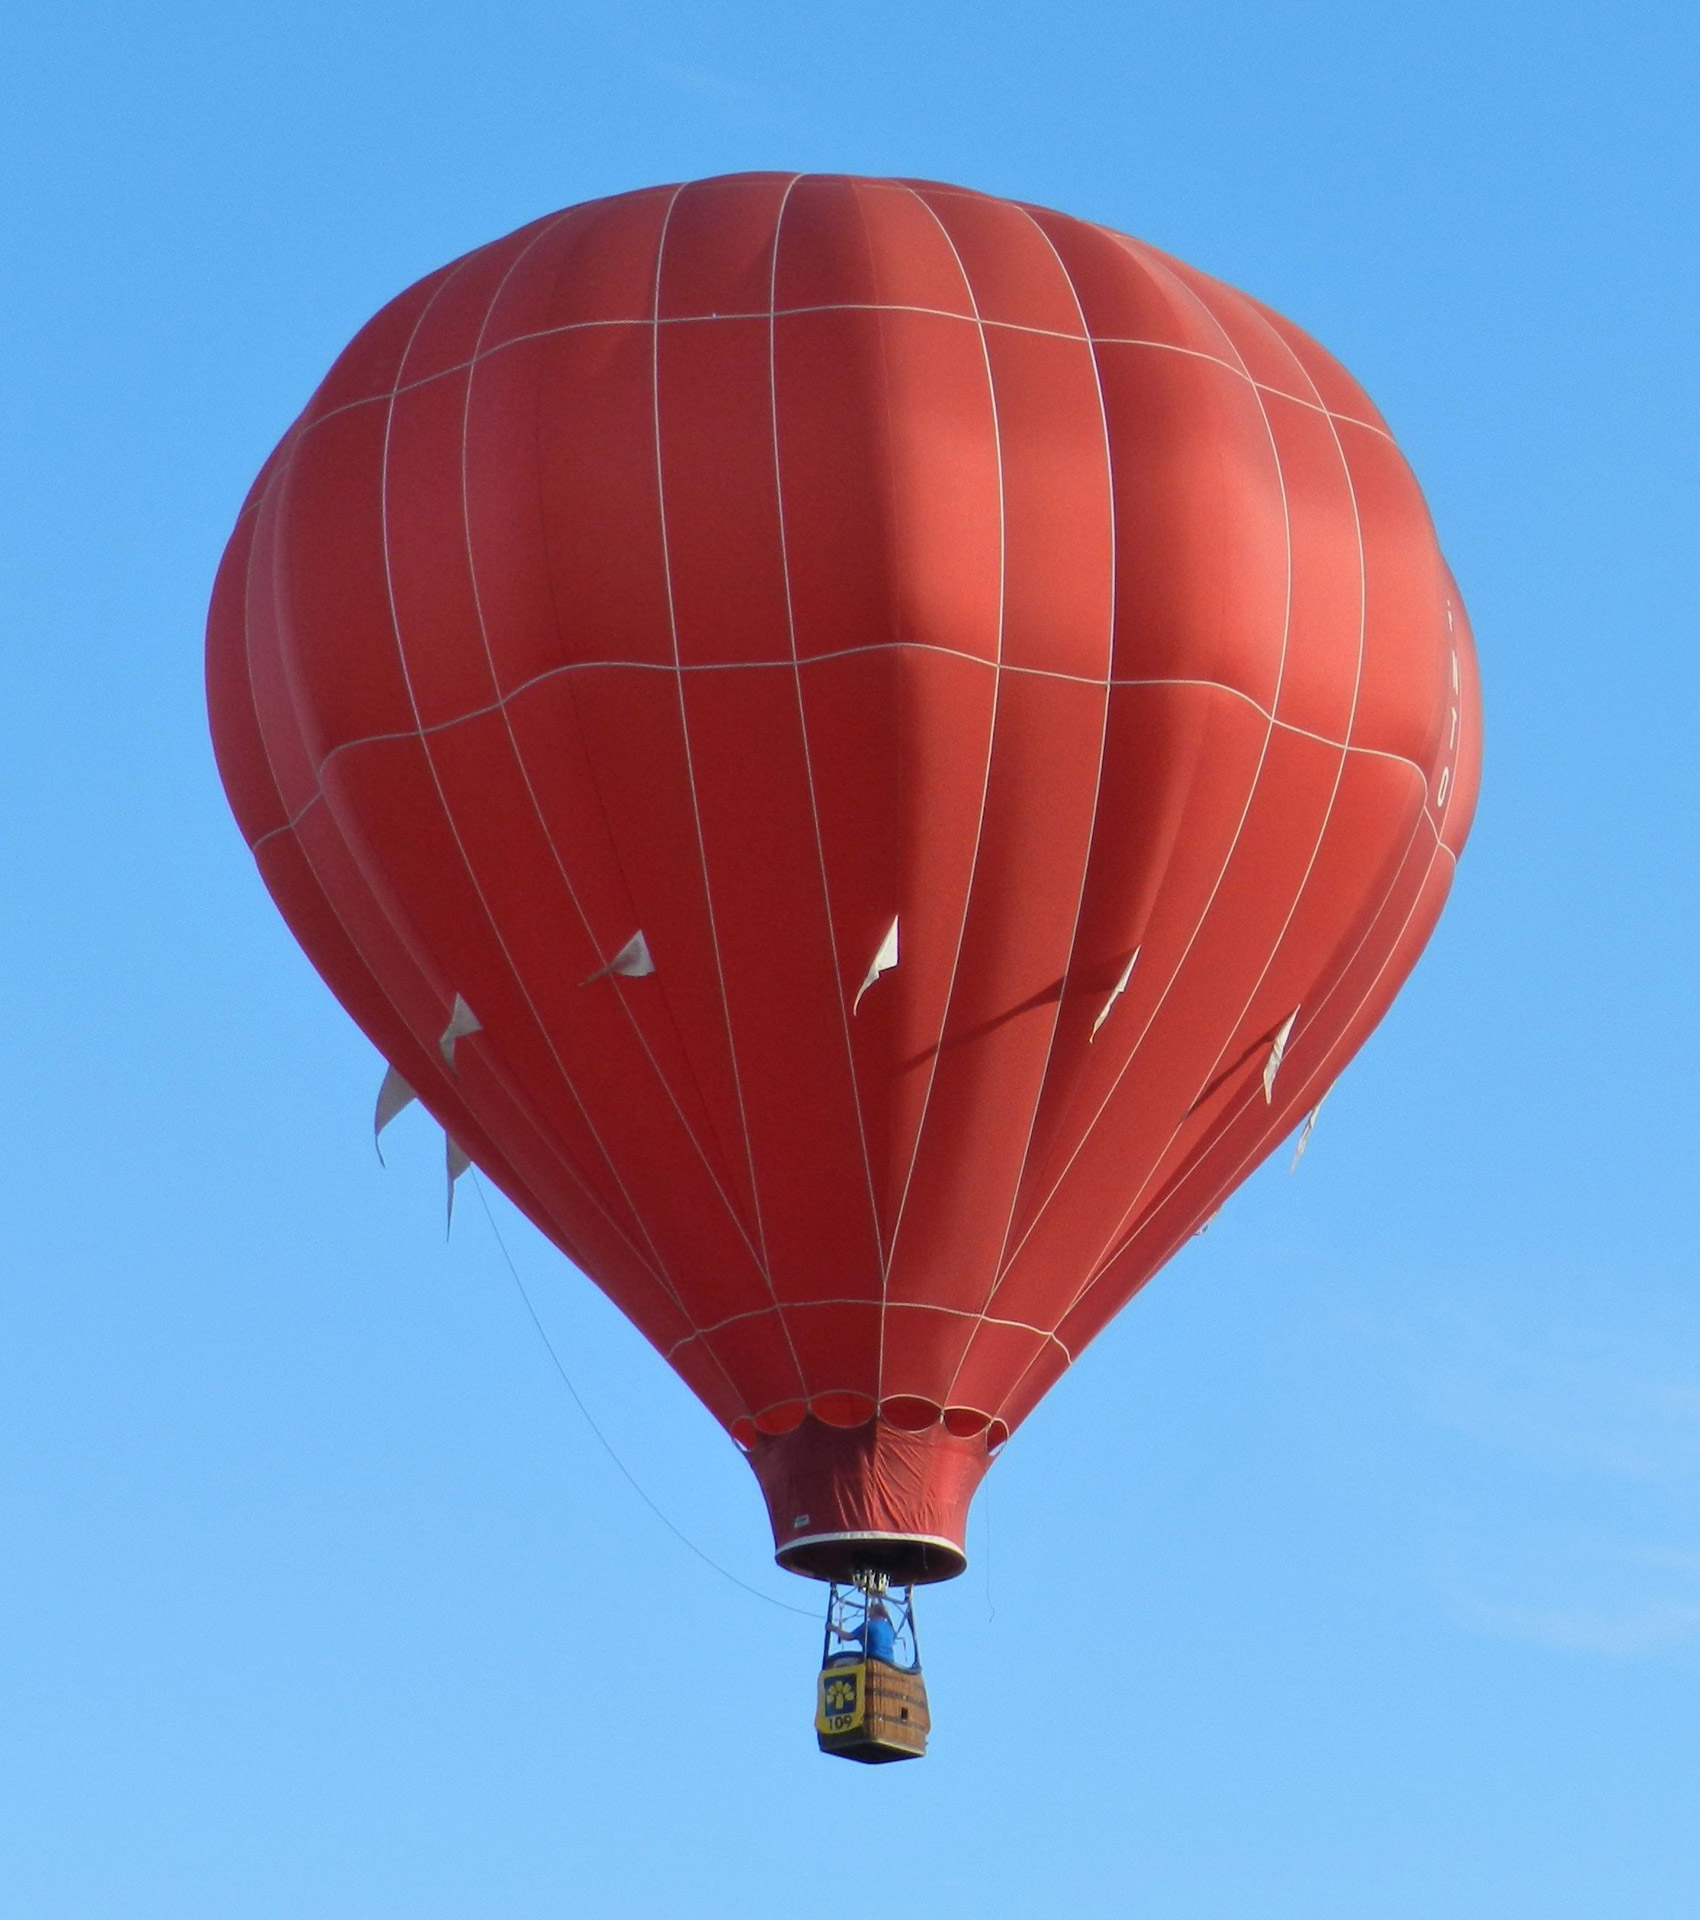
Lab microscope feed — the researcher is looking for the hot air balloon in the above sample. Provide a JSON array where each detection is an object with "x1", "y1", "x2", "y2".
[{"x1": 207, "y1": 172, "x2": 1481, "y2": 1763}]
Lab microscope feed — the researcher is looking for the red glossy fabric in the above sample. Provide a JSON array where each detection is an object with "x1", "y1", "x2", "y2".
[{"x1": 208, "y1": 174, "x2": 1481, "y2": 1578}]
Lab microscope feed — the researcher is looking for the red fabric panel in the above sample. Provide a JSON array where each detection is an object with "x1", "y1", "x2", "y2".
[{"x1": 208, "y1": 173, "x2": 1482, "y2": 1577}]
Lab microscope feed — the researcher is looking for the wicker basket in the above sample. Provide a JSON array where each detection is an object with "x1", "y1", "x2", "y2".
[{"x1": 815, "y1": 1658, "x2": 931, "y2": 1764}]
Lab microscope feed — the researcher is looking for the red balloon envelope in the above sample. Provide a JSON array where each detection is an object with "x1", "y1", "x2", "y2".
[{"x1": 208, "y1": 174, "x2": 1480, "y2": 1583}]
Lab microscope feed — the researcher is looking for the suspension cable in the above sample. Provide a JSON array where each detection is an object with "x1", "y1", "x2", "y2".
[{"x1": 470, "y1": 1174, "x2": 816, "y2": 1619}]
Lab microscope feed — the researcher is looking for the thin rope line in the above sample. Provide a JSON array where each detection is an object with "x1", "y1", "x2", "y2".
[{"x1": 470, "y1": 1174, "x2": 816, "y2": 1619}]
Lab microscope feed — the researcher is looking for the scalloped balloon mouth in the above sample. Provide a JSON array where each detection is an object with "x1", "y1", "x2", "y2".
[{"x1": 731, "y1": 1399, "x2": 1009, "y2": 1453}]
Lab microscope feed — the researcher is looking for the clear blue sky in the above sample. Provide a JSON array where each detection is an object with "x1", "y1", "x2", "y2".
[{"x1": 5, "y1": 3, "x2": 1697, "y2": 1914}]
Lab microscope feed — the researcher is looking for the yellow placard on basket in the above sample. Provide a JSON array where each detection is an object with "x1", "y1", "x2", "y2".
[{"x1": 815, "y1": 1662, "x2": 866, "y2": 1735}]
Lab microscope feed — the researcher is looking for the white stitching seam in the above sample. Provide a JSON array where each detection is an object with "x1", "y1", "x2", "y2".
[
  {"x1": 455, "y1": 194, "x2": 776, "y2": 1288},
  {"x1": 254, "y1": 307, "x2": 1392, "y2": 470},
  {"x1": 765, "y1": 176, "x2": 889, "y2": 1300},
  {"x1": 873, "y1": 186, "x2": 1010, "y2": 1401},
  {"x1": 1056, "y1": 272, "x2": 1377, "y2": 1301},
  {"x1": 249, "y1": 663, "x2": 1435, "y2": 856},
  {"x1": 235, "y1": 194, "x2": 1458, "y2": 1436},
  {"x1": 648, "y1": 183, "x2": 805, "y2": 1394},
  {"x1": 1058, "y1": 827, "x2": 1459, "y2": 1344},
  {"x1": 989, "y1": 769, "x2": 1461, "y2": 1426},
  {"x1": 668, "y1": 1297, "x2": 1070, "y2": 1362},
  {"x1": 940, "y1": 202, "x2": 1119, "y2": 1413},
  {"x1": 374, "y1": 230, "x2": 707, "y2": 1329},
  {"x1": 986, "y1": 236, "x2": 1301, "y2": 1292},
  {"x1": 247, "y1": 237, "x2": 710, "y2": 1349}
]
